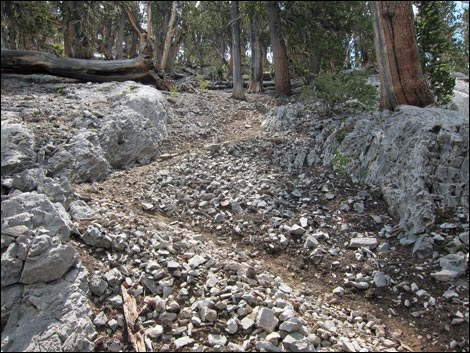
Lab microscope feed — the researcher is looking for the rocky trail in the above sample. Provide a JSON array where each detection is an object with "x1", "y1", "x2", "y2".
[{"x1": 1, "y1": 75, "x2": 468, "y2": 352}]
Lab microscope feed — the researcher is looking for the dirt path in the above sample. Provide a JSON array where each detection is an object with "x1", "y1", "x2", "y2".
[{"x1": 74, "y1": 90, "x2": 468, "y2": 352}]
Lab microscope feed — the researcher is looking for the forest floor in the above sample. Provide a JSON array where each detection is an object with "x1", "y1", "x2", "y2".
[{"x1": 72, "y1": 88, "x2": 469, "y2": 352}]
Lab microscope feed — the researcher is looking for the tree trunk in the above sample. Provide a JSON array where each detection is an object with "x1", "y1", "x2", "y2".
[
  {"x1": 266, "y1": 1, "x2": 291, "y2": 97},
  {"x1": 116, "y1": 12, "x2": 125, "y2": 59},
  {"x1": 1, "y1": 49, "x2": 173, "y2": 90},
  {"x1": 160, "y1": 1, "x2": 177, "y2": 74},
  {"x1": 370, "y1": 1, "x2": 434, "y2": 111},
  {"x1": 101, "y1": 22, "x2": 114, "y2": 60},
  {"x1": 231, "y1": 1, "x2": 245, "y2": 100},
  {"x1": 62, "y1": 1, "x2": 92, "y2": 59},
  {"x1": 129, "y1": 31, "x2": 139, "y2": 58},
  {"x1": 249, "y1": 13, "x2": 263, "y2": 93},
  {"x1": 169, "y1": 24, "x2": 189, "y2": 72},
  {"x1": 125, "y1": 5, "x2": 152, "y2": 56}
]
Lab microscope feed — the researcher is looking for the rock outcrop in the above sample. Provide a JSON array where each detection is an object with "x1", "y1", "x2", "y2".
[
  {"x1": 324, "y1": 105, "x2": 469, "y2": 238},
  {"x1": 1, "y1": 77, "x2": 174, "y2": 352}
]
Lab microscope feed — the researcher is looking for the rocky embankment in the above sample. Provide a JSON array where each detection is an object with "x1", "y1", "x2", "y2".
[{"x1": 1, "y1": 74, "x2": 469, "y2": 352}]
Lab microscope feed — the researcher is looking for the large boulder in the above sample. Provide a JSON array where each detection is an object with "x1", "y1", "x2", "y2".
[
  {"x1": 43, "y1": 81, "x2": 172, "y2": 182},
  {"x1": 324, "y1": 105, "x2": 469, "y2": 237},
  {"x1": 19, "y1": 234, "x2": 78, "y2": 284},
  {"x1": 1, "y1": 122, "x2": 37, "y2": 177},
  {"x1": 98, "y1": 82, "x2": 170, "y2": 168},
  {"x1": 1, "y1": 267, "x2": 96, "y2": 352},
  {"x1": 47, "y1": 130, "x2": 111, "y2": 183},
  {"x1": 1, "y1": 192, "x2": 73, "y2": 240}
]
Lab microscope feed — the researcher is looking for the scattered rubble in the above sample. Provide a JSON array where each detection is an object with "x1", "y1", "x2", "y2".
[{"x1": 1, "y1": 74, "x2": 468, "y2": 352}]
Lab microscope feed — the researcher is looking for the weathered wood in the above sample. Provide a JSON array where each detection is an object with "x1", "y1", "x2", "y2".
[
  {"x1": 1, "y1": 49, "x2": 171, "y2": 90},
  {"x1": 121, "y1": 285, "x2": 146, "y2": 352}
]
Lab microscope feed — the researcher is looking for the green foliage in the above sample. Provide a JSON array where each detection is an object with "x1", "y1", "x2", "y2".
[
  {"x1": 170, "y1": 85, "x2": 179, "y2": 97},
  {"x1": 284, "y1": 1, "x2": 374, "y2": 79},
  {"x1": 51, "y1": 43, "x2": 65, "y2": 57},
  {"x1": 416, "y1": 1, "x2": 456, "y2": 105},
  {"x1": 313, "y1": 70, "x2": 378, "y2": 114},
  {"x1": 1, "y1": 1, "x2": 60, "y2": 52},
  {"x1": 196, "y1": 73, "x2": 210, "y2": 90},
  {"x1": 53, "y1": 86, "x2": 66, "y2": 96},
  {"x1": 331, "y1": 148, "x2": 351, "y2": 177}
]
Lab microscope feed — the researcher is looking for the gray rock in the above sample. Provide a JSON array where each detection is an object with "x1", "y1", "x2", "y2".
[
  {"x1": 12, "y1": 168, "x2": 46, "y2": 192},
  {"x1": 37, "y1": 177, "x2": 73, "y2": 209},
  {"x1": 373, "y1": 271, "x2": 387, "y2": 288},
  {"x1": 1, "y1": 243, "x2": 23, "y2": 287},
  {"x1": 459, "y1": 231, "x2": 469, "y2": 245},
  {"x1": 333, "y1": 286, "x2": 345, "y2": 296},
  {"x1": 349, "y1": 237, "x2": 378, "y2": 249},
  {"x1": 174, "y1": 336, "x2": 194, "y2": 350},
  {"x1": 256, "y1": 307, "x2": 279, "y2": 333},
  {"x1": 93, "y1": 311, "x2": 108, "y2": 327},
  {"x1": 324, "y1": 105, "x2": 469, "y2": 237},
  {"x1": 145, "y1": 325, "x2": 163, "y2": 339},
  {"x1": 200, "y1": 306, "x2": 217, "y2": 322},
  {"x1": 69, "y1": 200, "x2": 95, "y2": 221},
  {"x1": 290, "y1": 224, "x2": 306, "y2": 235},
  {"x1": 20, "y1": 237, "x2": 78, "y2": 284},
  {"x1": 2, "y1": 192, "x2": 73, "y2": 242},
  {"x1": 279, "y1": 317, "x2": 303, "y2": 333},
  {"x1": 47, "y1": 131, "x2": 111, "y2": 183},
  {"x1": 1, "y1": 267, "x2": 95, "y2": 352},
  {"x1": 208, "y1": 334, "x2": 227, "y2": 347},
  {"x1": 255, "y1": 341, "x2": 282, "y2": 352},
  {"x1": 80, "y1": 225, "x2": 112, "y2": 249},
  {"x1": 226, "y1": 317, "x2": 238, "y2": 334},
  {"x1": 431, "y1": 270, "x2": 460, "y2": 282},
  {"x1": 98, "y1": 82, "x2": 169, "y2": 168},
  {"x1": 240, "y1": 317, "x2": 255, "y2": 330},
  {"x1": 442, "y1": 290, "x2": 458, "y2": 299},
  {"x1": 304, "y1": 235, "x2": 319, "y2": 249},
  {"x1": 282, "y1": 332, "x2": 313, "y2": 352},
  {"x1": 214, "y1": 213, "x2": 225, "y2": 223},
  {"x1": 439, "y1": 253, "x2": 467, "y2": 275},
  {"x1": 353, "y1": 201, "x2": 364, "y2": 213},
  {"x1": 89, "y1": 274, "x2": 108, "y2": 296},
  {"x1": 412, "y1": 236, "x2": 434, "y2": 259},
  {"x1": 104, "y1": 268, "x2": 123, "y2": 287},
  {"x1": 1, "y1": 122, "x2": 37, "y2": 177}
]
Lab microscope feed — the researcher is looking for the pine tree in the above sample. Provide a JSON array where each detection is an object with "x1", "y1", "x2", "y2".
[{"x1": 415, "y1": 1, "x2": 456, "y2": 105}]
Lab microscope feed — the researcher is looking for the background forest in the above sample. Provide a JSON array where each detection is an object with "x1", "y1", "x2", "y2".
[{"x1": 1, "y1": 1, "x2": 469, "y2": 104}]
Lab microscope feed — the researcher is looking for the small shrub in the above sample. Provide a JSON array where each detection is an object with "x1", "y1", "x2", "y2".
[
  {"x1": 313, "y1": 70, "x2": 378, "y2": 114},
  {"x1": 53, "y1": 86, "x2": 66, "y2": 95},
  {"x1": 335, "y1": 124, "x2": 354, "y2": 143},
  {"x1": 170, "y1": 85, "x2": 179, "y2": 97},
  {"x1": 331, "y1": 148, "x2": 351, "y2": 177},
  {"x1": 196, "y1": 73, "x2": 210, "y2": 90}
]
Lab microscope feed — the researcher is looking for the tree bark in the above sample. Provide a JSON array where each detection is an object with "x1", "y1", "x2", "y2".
[
  {"x1": 249, "y1": 13, "x2": 264, "y2": 93},
  {"x1": 370, "y1": 1, "x2": 434, "y2": 111},
  {"x1": 62, "y1": 1, "x2": 92, "y2": 59},
  {"x1": 169, "y1": 24, "x2": 189, "y2": 72},
  {"x1": 231, "y1": 1, "x2": 245, "y2": 100},
  {"x1": 160, "y1": 1, "x2": 177, "y2": 74},
  {"x1": 1, "y1": 49, "x2": 172, "y2": 90},
  {"x1": 124, "y1": 5, "x2": 152, "y2": 56},
  {"x1": 266, "y1": 1, "x2": 291, "y2": 97},
  {"x1": 115, "y1": 11, "x2": 125, "y2": 59}
]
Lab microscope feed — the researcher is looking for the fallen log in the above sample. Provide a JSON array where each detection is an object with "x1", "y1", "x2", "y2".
[{"x1": 1, "y1": 49, "x2": 172, "y2": 90}]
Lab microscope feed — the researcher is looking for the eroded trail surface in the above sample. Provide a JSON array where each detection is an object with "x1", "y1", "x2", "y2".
[{"x1": 74, "y1": 90, "x2": 468, "y2": 352}]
